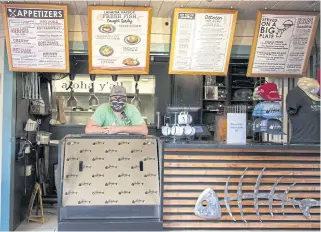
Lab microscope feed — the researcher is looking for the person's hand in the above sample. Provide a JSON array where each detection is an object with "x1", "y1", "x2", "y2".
[
  {"x1": 102, "y1": 126, "x2": 121, "y2": 134},
  {"x1": 100, "y1": 127, "x2": 109, "y2": 134}
]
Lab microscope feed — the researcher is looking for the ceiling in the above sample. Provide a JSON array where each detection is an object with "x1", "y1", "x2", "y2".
[{"x1": 0, "y1": 0, "x2": 320, "y2": 19}]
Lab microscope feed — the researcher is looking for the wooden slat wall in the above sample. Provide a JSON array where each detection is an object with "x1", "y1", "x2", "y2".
[{"x1": 162, "y1": 148, "x2": 321, "y2": 230}]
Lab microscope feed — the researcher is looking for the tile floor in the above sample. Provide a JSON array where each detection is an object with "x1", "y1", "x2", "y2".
[
  {"x1": 15, "y1": 207, "x2": 57, "y2": 231},
  {"x1": 14, "y1": 206, "x2": 304, "y2": 232}
]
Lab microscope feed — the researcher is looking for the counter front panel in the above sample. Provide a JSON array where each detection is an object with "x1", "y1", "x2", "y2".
[
  {"x1": 58, "y1": 135, "x2": 162, "y2": 227},
  {"x1": 62, "y1": 138, "x2": 159, "y2": 206},
  {"x1": 162, "y1": 144, "x2": 320, "y2": 230}
]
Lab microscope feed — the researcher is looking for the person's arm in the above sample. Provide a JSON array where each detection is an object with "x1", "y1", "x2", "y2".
[
  {"x1": 102, "y1": 104, "x2": 148, "y2": 135},
  {"x1": 87, "y1": 123, "x2": 147, "y2": 135},
  {"x1": 85, "y1": 120, "x2": 107, "y2": 134},
  {"x1": 85, "y1": 105, "x2": 107, "y2": 134},
  {"x1": 106, "y1": 123, "x2": 148, "y2": 135}
]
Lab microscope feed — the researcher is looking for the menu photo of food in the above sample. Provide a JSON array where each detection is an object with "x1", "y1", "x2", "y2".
[
  {"x1": 99, "y1": 45, "x2": 114, "y2": 57},
  {"x1": 124, "y1": 35, "x2": 141, "y2": 45},
  {"x1": 122, "y1": 58, "x2": 140, "y2": 66},
  {"x1": 98, "y1": 24, "x2": 116, "y2": 33}
]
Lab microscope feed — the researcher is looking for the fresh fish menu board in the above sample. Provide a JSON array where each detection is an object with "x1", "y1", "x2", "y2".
[
  {"x1": 88, "y1": 6, "x2": 152, "y2": 75},
  {"x1": 169, "y1": 9, "x2": 238, "y2": 76},
  {"x1": 1, "y1": 4, "x2": 69, "y2": 72},
  {"x1": 247, "y1": 11, "x2": 319, "y2": 78}
]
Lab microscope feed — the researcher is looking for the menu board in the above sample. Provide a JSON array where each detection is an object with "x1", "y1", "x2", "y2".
[
  {"x1": 247, "y1": 11, "x2": 319, "y2": 78},
  {"x1": 1, "y1": 4, "x2": 69, "y2": 72},
  {"x1": 169, "y1": 8, "x2": 238, "y2": 76},
  {"x1": 88, "y1": 6, "x2": 152, "y2": 75}
]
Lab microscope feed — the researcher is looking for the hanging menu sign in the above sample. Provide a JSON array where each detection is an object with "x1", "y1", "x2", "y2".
[
  {"x1": 1, "y1": 4, "x2": 69, "y2": 72},
  {"x1": 247, "y1": 11, "x2": 319, "y2": 78},
  {"x1": 169, "y1": 9, "x2": 238, "y2": 76},
  {"x1": 88, "y1": 6, "x2": 152, "y2": 75}
]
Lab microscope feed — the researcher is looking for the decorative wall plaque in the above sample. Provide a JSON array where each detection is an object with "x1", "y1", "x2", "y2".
[{"x1": 195, "y1": 168, "x2": 321, "y2": 222}]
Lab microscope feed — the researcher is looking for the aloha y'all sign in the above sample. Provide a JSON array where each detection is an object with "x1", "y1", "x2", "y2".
[
  {"x1": 53, "y1": 75, "x2": 155, "y2": 94},
  {"x1": 54, "y1": 78, "x2": 130, "y2": 93}
]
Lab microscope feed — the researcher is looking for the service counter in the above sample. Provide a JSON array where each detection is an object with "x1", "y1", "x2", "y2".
[
  {"x1": 56, "y1": 135, "x2": 320, "y2": 231},
  {"x1": 47, "y1": 125, "x2": 161, "y2": 198},
  {"x1": 161, "y1": 142, "x2": 320, "y2": 230}
]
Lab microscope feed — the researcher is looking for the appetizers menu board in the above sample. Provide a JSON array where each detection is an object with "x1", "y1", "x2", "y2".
[
  {"x1": 88, "y1": 6, "x2": 152, "y2": 74},
  {"x1": 1, "y1": 4, "x2": 69, "y2": 72},
  {"x1": 169, "y1": 8, "x2": 238, "y2": 76},
  {"x1": 247, "y1": 11, "x2": 319, "y2": 78}
]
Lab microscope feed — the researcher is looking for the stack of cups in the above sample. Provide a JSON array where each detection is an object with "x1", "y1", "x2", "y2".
[{"x1": 161, "y1": 112, "x2": 195, "y2": 136}]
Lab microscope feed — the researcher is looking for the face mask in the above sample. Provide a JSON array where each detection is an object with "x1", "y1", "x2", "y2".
[{"x1": 110, "y1": 101, "x2": 125, "y2": 112}]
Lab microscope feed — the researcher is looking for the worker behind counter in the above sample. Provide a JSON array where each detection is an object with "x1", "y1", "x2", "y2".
[{"x1": 85, "y1": 85, "x2": 148, "y2": 135}]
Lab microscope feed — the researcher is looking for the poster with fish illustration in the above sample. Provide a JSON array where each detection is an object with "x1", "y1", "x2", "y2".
[
  {"x1": 247, "y1": 11, "x2": 319, "y2": 78},
  {"x1": 88, "y1": 6, "x2": 152, "y2": 74},
  {"x1": 1, "y1": 4, "x2": 69, "y2": 72},
  {"x1": 169, "y1": 8, "x2": 238, "y2": 76}
]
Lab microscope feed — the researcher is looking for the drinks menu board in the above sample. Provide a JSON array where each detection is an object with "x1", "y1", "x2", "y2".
[
  {"x1": 169, "y1": 8, "x2": 238, "y2": 76},
  {"x1": 88, "y1": 6, "x2": 152, "y2": 75},
  {"x1": 247, "y1": 11, "x2": 319, "y2": 78},
  {"x1": 2, "y1": 4, "x2": 69, "y2": 72}
]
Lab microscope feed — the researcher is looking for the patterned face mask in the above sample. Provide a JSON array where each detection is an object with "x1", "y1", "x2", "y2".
[
  {"x1": 110, "y1": 101, "x2": 125, "y2": 112},
  {"x1": 110, "y1": 96, "x2": 126, "y2": 112}
]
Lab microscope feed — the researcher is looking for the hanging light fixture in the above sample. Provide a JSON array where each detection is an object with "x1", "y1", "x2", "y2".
[
  {"x1": 89, "y1": 83, "x2": 99, "y2": 109},
  {"x1": 66, "y1": 87, "x2": 78, "y2": 108},
  {"x1": 66, "y1": 73, "x2": 77, "y2": 108},
  {"x1": 131, "y1": 75, "x2": 142, "y2": 110}
]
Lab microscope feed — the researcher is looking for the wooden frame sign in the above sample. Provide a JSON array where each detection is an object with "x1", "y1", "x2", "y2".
[
  {"x1": 247, "y1": 11, "x2": 319, "y2": 78},
  {"x1": 2, "y1": 4, "x2": 69, "y2": 73},
  {"x1": 88, "y1": 6, "x2": 152, "y2": 75},
  {"x1": 169, "y1": 8, "x2": 238, "y2": 76}
]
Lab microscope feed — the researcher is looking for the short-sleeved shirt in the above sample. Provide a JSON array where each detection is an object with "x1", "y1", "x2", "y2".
[
  {"x1": 286, "y1": 87, "x2": 320, "y2": 144},
  {"x1": 90, "y1": 103, "x2": 145, "y2": 127}
]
